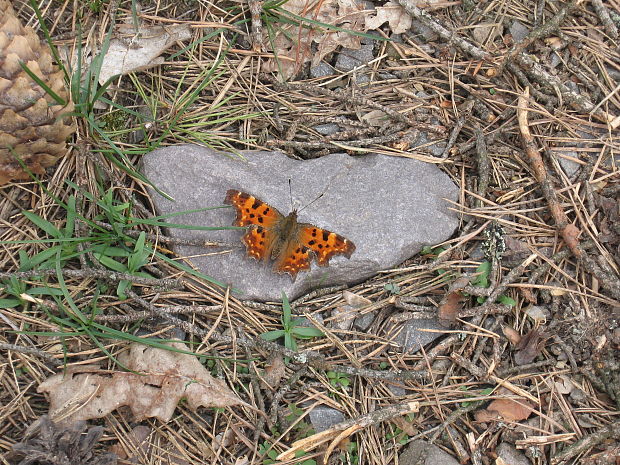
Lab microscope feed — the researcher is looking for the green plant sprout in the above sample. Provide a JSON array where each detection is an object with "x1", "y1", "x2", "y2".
[
  {"x1": 470, "y1": 261, "x2": 516, "y2": 307},
  {"x1": 260, "y1": 292, "x2": 324, "y2": 360}
]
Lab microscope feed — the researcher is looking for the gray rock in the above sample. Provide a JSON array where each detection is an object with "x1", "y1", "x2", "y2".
[
  {"x1": 496, "y1": 443, "x2": 531, "y2": 465},
  {"x1": 141, "y1": 145, "x2": 458, "y2": 301},
  {"x1": 399, "y1": 440, "x2": 459, "y2": 465},
  {"x1": 510, "y1": 21, "x2": 529, "y2": 43},
  {"x1": 313, "y1": 123, "x2": 341, "y2": 136},
  {"x1": 391, "y1": 318, "x2": 445, "y2": 354},
  {"x1": 549, "y1": 51, "x2": 562, "y2": 69},
  {"x1": 410, "y1": 130, "x2": 446, "y2": 157},
  {"x1": 388, "y1": 384, "x2": 407, "y2": 396},
  {"x1": 309, "y1": 405, "x2": 345, "y2": 432},
  {"x1": 310, "y1": 62, "x2": 334, "y2": 79},
  {"x1": 353, "y1": 312, "x2": 376, "y2": 331},
  {"x1": 335, "y1": 41, "x2": 375, "y2": 78},
  {"x1": 410, "y1": 20, "x2": 439, "y2": 42},
  {"x1": 557, "y1": 150, "x2": 581, "y2": 178},
  {"x1": 472, "y1": 23, "x2": 504, "y2": 44}
]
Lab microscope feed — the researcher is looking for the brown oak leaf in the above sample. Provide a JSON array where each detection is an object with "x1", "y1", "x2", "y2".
[{"x1": 38, "y1": 342, "x2": 243, "y2": 423}]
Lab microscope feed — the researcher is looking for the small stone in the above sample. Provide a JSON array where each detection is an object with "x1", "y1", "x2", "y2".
[
  {"x1": 409, "y1": 130, "x2": 446, "y2": 157},
  {"x1": 391, "y1": 318, "x2": 445, "y2": 354},
  {"x1": 524, "y1": 305, "x2": 551, "y2": 323},
  {"x1": 335, "y1": 41, "x2": 375, "y2": 77},
  {"x1": 313, "y1": 123, "x2": 341, "y2": 136},
  {"x1": 496, "y1": 442, "x2": 532, "y2": 465},
  {"x1": 549, "y1": 51, "x2": 562, "y2": 69},
  {"x1": 310, "y1": 62, "x2": 334, "y2": 78},
  {"x1": 472, "y1": 23, "x2": 504, "y2": 44},
  {"x1": 309, "y1": 406, "x2": 344, "y2": 432},
  {"x1": 399, "y1": 440, "x2": 459, "y2": 465},
  {"x1": 410, "y1": 20, "x2": 438, "y2": 42},
  {"x1": 510, "y1": 21, "x2": 530, "y2": 42},
  {"x1": 556, "y1": 150, "x2": 581, "y2": 179},
  {"x1": 353, "y1": 312, "x2": 376, "y2": 331}
]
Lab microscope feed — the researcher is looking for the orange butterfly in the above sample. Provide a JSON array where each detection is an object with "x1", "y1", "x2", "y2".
[{"x1": 224, "y1": 189, "x2": 356, "y2": 281}]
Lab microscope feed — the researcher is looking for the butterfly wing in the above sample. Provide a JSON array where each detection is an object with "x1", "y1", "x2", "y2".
[
  {"x1": 297, "y1": 223, "x2": 355, "y2": 266},
  {"x1": 224, "y1": 190, "x2": 283, "y2": 261},
  {"x1": 273, "y1": 242, "x2": 312, "y2": 281}
]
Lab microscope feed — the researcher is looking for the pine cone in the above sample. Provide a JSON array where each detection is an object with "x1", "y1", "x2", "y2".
[{"x1": 0, "y1": 0, "x2": 75, "y2": 185}]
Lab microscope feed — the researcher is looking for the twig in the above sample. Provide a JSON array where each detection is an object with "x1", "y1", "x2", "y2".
[
  {"x1": 451, "y1": 353, "x2": 539, "y2": 403},
  {"x1": 518, "y1": 88, "x2": 620, "y2": 300},
  {"x1": 475, "y1": 126, "x2": 490, "y2": 208},
  {"x1": 591, "y1": 0, "x2": 619, "y2": 39},
  {"x1": 394, "y1": 0, "x2": 614, "y2": 123},
  {"x1": 269, "y1": 78, "x2": 445, "y2": 133},
  {"x1": 264, "y1": 131, "x2": 408, "y2": 152},
  {"x1": 269, "y1": 365, "x2": 308, "y2": 427},
  {"x1": 440, "y1": 99, "x2": 473, "y2": 158},
  {"x1": 551, "y1": 420, "x2": 620, "y2": 464},
  {"x1": 94, "y1": 304, "x2": 222, "y2": 323},
  {"x1": 395, "y1": 0, "x2": 490, "y2": 61},
  {"x1": 0, "y1": 342, "x2": 61, "y2": 368},
  {"x1": 247, "y1": 0, "x2": 264, "y2": 52},
  {"x1": 518, "y1": 88, "x2": 582, "y2": 255},
  {"x1": 0, "y1": 268, "x2": 181, "y2": 289},
  {"x1": 498, "y1": 0, "x2": 582, "y2": 74},
  {"x1": 277, "y1": 400, "x2": 419, "y2": 461},
  {"x1": 430, "y1": 400, "x2": 483, "y2": 442}
]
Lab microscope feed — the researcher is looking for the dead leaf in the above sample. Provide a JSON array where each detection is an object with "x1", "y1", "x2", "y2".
[
  {"x1": 361, "y1": 109, "x2": 389, "y2": 127},
  {"x1": 38, "y1": 342, "x2": 243, "y2": 423},
  {"x1": 553, "y1": 375, "x2": 573, "y2": 395},
  {"x1": 524, "y1": 305, "x2": 550, "y2": 323},
  {"x1": 109, "y1": 425, "x2": 151, "y2": 462},
  {"x1": 261, "y1": 353, "x2": 286, "y2": 390},
  {"x1": 331, "y1": 290, "x2": 372, "y2": 330},
  {"x1": 365, "y1": 1, "x2": 412, "y2": 34},
  {"x1": 264, "y1": 0, "x2": 366, "y2": 78},
  {"x1": 514, "y1": 329, "x2": 548, "y2": 365},
  {"x1": 391, "y1": 415, "x2": 417, "y2": 436},
  {"x1": 98, "y1": 24, "x2": 192, "y2": 84},
  {"x1": 502, "y1": 325, "x2": 522, "y2": 345},
  {"x1": 518, "y1": 286, "x2": 537, "y2": 304},
  {"x1": 475, "y1": 398, "x2": 534, "y2": 422},
  {"x1": 437, "y1": 291, "x2": 464, "y2": 328}
]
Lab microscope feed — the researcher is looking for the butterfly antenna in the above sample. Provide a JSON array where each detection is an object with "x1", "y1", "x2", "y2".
[
  {"x1": 298, "y1": 184, "x2": 330, "y2": 214},
  {"x1": 288, "y1": 178, "x2": 294, "y2": 211}
]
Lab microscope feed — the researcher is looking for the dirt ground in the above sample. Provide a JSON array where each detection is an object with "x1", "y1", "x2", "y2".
[{"x1": 0, "y1": 1, "x2": 619, "y2": 464}]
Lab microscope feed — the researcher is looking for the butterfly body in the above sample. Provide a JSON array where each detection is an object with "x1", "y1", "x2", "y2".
[{"x1": 224, "y1": 189, "x2": 355, "y2": 280}]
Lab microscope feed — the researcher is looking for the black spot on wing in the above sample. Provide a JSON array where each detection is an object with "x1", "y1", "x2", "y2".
[{"x1": 322, "y1": 231, "x2": 330, "y2": 242}]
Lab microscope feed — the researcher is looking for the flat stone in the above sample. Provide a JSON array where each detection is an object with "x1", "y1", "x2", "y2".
[
  {"x1": 309, "y1": 405, "x2": 345, "y2": 432},
  {"x1": 313, "y1": 123, "x2": 341, "y2": 136},
  {"x1": 472, "y1": 23, "x2": 504, "y2": 44},
  {"x1": 335, "y1": 38, "x2": 375, "y2": 79},
  {"x1": 496, "y1": 443, "x2": 532, "y2": 465},
  {"x1": 141, "y1": 145, "x2": 458, "y2": 301},
  {"x1": 399, "y1": 440, "x2": 459, "y2": 465},
  {"x1": 309, "y1": 62, "x2": 334, "y2": 79},
  {"x1": 390, "y1": 318, "x2": 445, "y2": 354},
  {"x1": 510, "y1": 21, "x2": 529, "y2": 42}
]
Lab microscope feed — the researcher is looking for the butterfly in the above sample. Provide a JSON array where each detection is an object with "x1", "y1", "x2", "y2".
[{"x1": 224, "y1": 189, "x2": 356, "y2": 281}]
